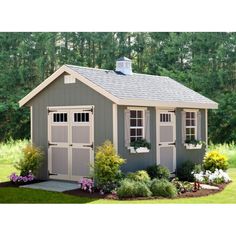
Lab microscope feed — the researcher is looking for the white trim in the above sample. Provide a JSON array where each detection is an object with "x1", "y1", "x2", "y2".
[
  {"x1": 47, "y1": 105, "x2": 94, "y2": 110},
  {"x1": 112, "y1": 103, "x2": 118, "y2": 152},
  {"x1": 30, "y1": 106, "x2": 33, "y2": 143},
  {"x1": 185, "y1": 110, "x2": 198, "y2": 141},
  {"x1": 127, "y1": 106, "x2": 147, "y2": 110},
  {"x1": 19, "y1": 65, "x2": 218, "y2": 109},
  {"x1": 129, "y1": 108, "x2": 146, "y2": 142},
  {"x1": 120, "y1": 99, "x2": 218, "y2": 109},
  {"x1": 156, "y1": 107, "x2": 160, "y2": 165},
  {"x1": 205, "y1": 109, "x2": 208, "y2": 148},
  {"x1": 183, "y1": 108, "x2": 199, "y2": 112}
]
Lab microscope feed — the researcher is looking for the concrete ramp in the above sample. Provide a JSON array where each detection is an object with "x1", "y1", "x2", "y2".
[{"x1": 20, "y1": 180, "x2": 79, "y2": 192}]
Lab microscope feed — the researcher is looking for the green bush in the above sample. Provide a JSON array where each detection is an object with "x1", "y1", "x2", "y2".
[
  {"x1": 126, "y1": 170, "x2": 151, "y2": 183},
  {"x1": 203, "y1": 150, "x2": 229, "y2": 172},
  {"x1": 93, "y1": 140, "x2": 125, "y2": 192},
  {"x1": 150, "y1": 179, "x2": 177, "y2": 198},
  {"x1": 177, "y1": 160, "x2": 195, "y2": 182},
  {"x1": 14, "y1": 144, "x2": 44, "y2": 176},
  {"x1": 146, "y1": 165, "x2": 170, "y2": 180},
  {"x1": 117, "y1": 179, "x2": 152, "y2": 198}
]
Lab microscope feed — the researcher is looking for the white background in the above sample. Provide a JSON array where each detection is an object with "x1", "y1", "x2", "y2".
[{"x1": 0, "y1": 0, "x2": 236, "y2": 235}]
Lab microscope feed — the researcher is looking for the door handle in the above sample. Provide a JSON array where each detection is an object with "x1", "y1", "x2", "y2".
[{"x1": 69, "y1": 144, "x2": 73, "y2": 146}]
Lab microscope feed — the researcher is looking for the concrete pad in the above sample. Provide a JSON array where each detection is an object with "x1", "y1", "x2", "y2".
[
  {"x1": 200, "y1": 184, "x2": 219, "y2": 190},
  {"x1": 20, "y1": 180, "x2": 79, "y2": 192}
]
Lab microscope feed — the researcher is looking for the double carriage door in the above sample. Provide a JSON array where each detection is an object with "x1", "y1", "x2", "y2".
[{"x1": 48, "y1": 107, "x2": 94, "y2": 181}]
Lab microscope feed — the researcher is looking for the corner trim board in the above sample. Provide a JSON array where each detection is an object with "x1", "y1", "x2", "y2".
[{"x1": 113, "y1": 104, "x2": 118, "y2": 152}]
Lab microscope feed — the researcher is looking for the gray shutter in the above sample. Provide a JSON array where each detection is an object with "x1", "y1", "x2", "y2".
[
  {"x1": 197, "y1": 111, "x2": 201, "y2": 140},
  {"x1": 124, "y1": 109, "x2": 130, "y2": 147},
  {"x1": 181, "y1": 111, "x2": 186, "y2": 143},
  {"x1": 145, "y1": 110, "x2": 150, "y2": 142}
]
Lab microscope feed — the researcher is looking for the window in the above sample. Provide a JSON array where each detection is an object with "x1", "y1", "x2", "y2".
[
  {"x1": 53, "y1": 113, "x2": 67, "y2": 122},
  {"x1": 130, "y1": 110, "x2": 144, "y2": 143},
  {"x1": 185, "y1": 111, "x2": 197, "y2": 141},
  {"x1": 64, "y1": 75, "x2": 76, "y2": 84},
  {"x1": 74, "y1": 113, "x2": 89, "y2": 122},
  {"x1": 160, "y1": 113, "x2": 171, "y2": 123}
]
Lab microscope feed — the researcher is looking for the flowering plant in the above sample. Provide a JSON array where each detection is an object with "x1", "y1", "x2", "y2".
[
  {"x1": 9, "y1": 171, "x2": 34, "y2": 183},
  {"x1": 192, "y1": 169, "x2": 231, "y2": 184},
  {"x1": 79, "y1": 177, "x2": 94, "y2": 193}
]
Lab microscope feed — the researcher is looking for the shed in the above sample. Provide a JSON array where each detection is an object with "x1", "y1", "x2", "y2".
[{"x1": 19, "y1": 57, "x2": 218, "y2": 181}]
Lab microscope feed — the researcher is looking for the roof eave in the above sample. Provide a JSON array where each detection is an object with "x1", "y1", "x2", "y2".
[{"x1": 117, "y1": 99, "x2": 218, "y2": 109}]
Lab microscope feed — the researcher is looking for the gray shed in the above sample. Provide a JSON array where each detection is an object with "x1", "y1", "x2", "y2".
[{"x1": 19, "y1": 58, "x2": 218, "y2": 181}]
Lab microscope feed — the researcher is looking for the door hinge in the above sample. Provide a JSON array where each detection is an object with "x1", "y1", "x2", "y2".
[
  {"x1": 168, "y1": 142, "x2": 176, "y2": 146},
  {"x1": 48, "y1": 109, "x2": 58, "y2": 114},
  {"x1": 48, "y1": 171, "x2": 58, "y2": 176},
  {"x1": 48, "y1": 142, "x2": 57, "y2": 146},
  {"x1": 168, "y1": 110, "x2": 175, "y2": 113},
  {"x1": 83, "y1": 142, "x2": 94, "y2": 149},
  {"x1": 83, "y1": 107, "x2": 94, "y2": 114}
]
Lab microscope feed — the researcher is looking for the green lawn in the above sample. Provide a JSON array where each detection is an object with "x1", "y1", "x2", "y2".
[{"x1": 0, "y1": 168, "x2": 235, "y2": 203}]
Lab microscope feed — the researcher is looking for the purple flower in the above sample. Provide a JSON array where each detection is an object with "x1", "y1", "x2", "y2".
[{"x1": 22, "y1": 176, "x2": 28, "y2": 182}]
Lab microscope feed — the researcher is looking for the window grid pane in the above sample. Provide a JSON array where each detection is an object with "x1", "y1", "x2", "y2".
[
  {"x1": 130, "y1": 110, "x2": 144, "y2": 143},
  {"x1": 185, "y1": 112, "x2": 196, "y2": 141}
]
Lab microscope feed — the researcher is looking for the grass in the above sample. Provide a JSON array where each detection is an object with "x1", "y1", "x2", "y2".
[
  {"x1": 0, "y1": 139, "x2": 29, "y2": 182},
  {"x1": 209, "y1": 142, "x2": 236, "y2": 168}
]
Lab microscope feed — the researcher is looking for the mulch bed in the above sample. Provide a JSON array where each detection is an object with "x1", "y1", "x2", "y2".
[
  {"x1": 0, "y1": 180, "x2": 230, "y2": 201},
  {"x1": 64, "y1": 182, "x2": 230, "y2": 200}
]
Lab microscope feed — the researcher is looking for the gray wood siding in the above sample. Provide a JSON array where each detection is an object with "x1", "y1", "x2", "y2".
[
  {"x1": 27, "y1": 73, "x2": 113, "y2": 179},
  {"x1": 118, "y1": 106, "x2": 206, "y2": 173},
  {"x1": 176, "y1": 108, "x2": 206, "y2": 168},
  {"x1": 117, "y1": 106, "x2": 156, "y2": 172}
]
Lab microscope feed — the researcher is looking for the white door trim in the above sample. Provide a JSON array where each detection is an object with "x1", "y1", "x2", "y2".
[
  {"x1": 156, "y1": 108, "x2": 176, "y2": 172},
  {"x1": 48, "y1": 105, "x2": 94, "y2": 181}
]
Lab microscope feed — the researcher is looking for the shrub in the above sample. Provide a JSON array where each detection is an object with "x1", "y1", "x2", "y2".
[
  {"x1": 150, "y1": 179, "x2": 177, "y2": 198},
  {"x1": 14, "y1": 144, "x2": 44, "y2": 176},
  {"x1": 203, "y1": 150, "x2": 228, "y2": 172},
  {"x1": 93, "y1": 140, "x2": 125, "y2": 193},
  {"x1": 146, "y1": 165, "x2": 170, "y2": 179},
  {"x1": 177, "y1": 160, "x2": 195, "y2": 182},
  {"x1": 126, "y1": 170, "x2": 151, "y2": 183},
  {"x1": 117, "y1": 179, "x2": 152, "y2": 198}
]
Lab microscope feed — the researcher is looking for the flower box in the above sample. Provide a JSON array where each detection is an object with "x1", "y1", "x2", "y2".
[
  {"x1": 129, "y1": 147, "x2": 150, "y2": 153},
  {"x1": 184, "y1": 143, "x2": 202, "y2": 150}
]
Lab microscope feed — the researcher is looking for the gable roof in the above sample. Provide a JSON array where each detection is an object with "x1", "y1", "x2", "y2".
[{"x1": 19, "y1": 64, "x2": 218, "y2": 109}]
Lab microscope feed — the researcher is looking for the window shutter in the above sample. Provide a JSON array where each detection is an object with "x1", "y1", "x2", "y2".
[
  {"x1": 124, "y1": 109, "x2": 130, "y2": 147},
  {"x1": 181, "y1": 111, "x2": 186, "y2": 143},
  {"x1": 145, "y1": 110, "x2": 150, "y2": 142},
  {"x1": 197, "y1": 111, "x2": 201, "y2": 140}
]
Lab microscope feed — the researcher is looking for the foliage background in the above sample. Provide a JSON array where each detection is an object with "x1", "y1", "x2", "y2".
[{"x1": 0, "y1": 32, "x2": 235, "y2": 143}]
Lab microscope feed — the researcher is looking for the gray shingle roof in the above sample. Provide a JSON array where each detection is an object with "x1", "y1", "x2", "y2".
[{"x1": 67, "y1": 65, "x2": 217, "y2": 108}]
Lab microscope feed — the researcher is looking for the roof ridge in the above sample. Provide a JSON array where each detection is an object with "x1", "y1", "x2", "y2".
[
  {"x1": 66, "y1": 64, "x2": 112, "y2": 72},
  {"x1": 66, "y1": 64, "x2": 169, "y2": 78}
]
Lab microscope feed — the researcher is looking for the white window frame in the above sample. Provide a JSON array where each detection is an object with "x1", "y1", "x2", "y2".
[
  {"x1": 128, "y1": 107, "x2": 146, "y2": 143},
  {"x1": 184, "y1": 109, "x2": 198, "y2": 141}
]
